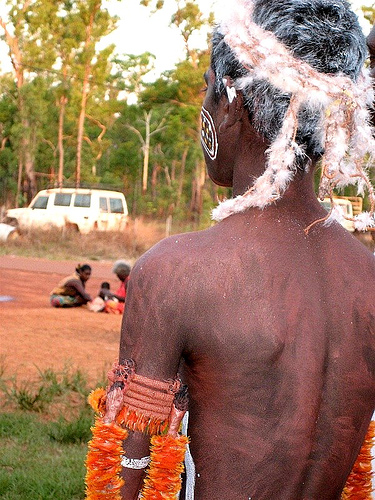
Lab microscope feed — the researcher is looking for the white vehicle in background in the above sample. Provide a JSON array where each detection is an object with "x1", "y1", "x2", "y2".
[
  {"x1": 319, "y1": 196, "x2": 361, "y2": 233},
  {"x1": 4, "y1": 188, "x2": 128, "y2": 233}
]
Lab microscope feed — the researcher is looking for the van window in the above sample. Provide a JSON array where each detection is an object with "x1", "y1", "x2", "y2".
[
  {"x1": 109, "y1": 198, "x2": 124, "y2": 213},
  {"x1": 320, "y1": 201, "x2": 331, "y2": 212},
  {"x1": 31, "y1": 195, "x2": 49, "y2": 209},
  {"x1": 54, "y1": 193, "x2": 72, "y2": 206},
  {"x1": 99, "y1": 197, "x2": 108, "y2": 212},
  {"x1": 74, "y1": 194, "x2": 91, "y2": 208},
  {"x1": 338, "y1": 202, "x2": 350, "y2": 216}
]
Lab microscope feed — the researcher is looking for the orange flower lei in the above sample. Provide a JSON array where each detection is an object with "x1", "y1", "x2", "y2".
[
  {"x1": 85, "y1": 381, "x2": 188, "y2": 500},
  {"x1": 85, "y1": 416, "x2": 128, "y2": 499},
  {"x1": 341, "y1": 420, "x2": 375, "y2": 500},
  {"x1": 141, "y1": 434, "x2": 189, "y2": 500}
]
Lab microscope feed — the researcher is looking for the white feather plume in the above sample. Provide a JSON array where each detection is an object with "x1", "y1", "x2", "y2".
[{"x1": 211, "y1": 0, "x2": 375, "y2": 230}]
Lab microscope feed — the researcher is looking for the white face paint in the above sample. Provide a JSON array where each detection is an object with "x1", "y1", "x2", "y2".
[
  {"x1": 200, "y1": 106, "x2": 218, "y2": 160},
  {"x1": 226, "y1": 86, "x2": 237, "y2": 103}
]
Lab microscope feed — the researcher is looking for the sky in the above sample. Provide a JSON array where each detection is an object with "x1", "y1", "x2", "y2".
[
  {"x1": 0, "y1": 0, "x2": 373, "y2": 75},
  {"x1": 100, "y1": 0, "x2": 374, "y2": 75}
]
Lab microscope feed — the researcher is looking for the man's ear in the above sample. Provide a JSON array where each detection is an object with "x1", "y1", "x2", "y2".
[{"x1": 218, "y1": 76, "x2": 244, "y2": 134}]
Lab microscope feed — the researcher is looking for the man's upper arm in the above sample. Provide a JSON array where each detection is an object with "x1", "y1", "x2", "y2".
[{"x1": 119, "y1": 252, "x2": 185, "y2": 381}]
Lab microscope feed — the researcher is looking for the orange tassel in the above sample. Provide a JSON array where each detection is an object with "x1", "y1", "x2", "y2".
[
  {"x1": 341, "y1": 421, "x2": 375, "y2": 500},
  {"x1": 85, "y1": 418, "x2": 128, "y2": 500},
  {"x1": 88, "y1": 388, "x2": 107, "y2": 415},
  {"x1": 117, "y1": 406, "x2": 169, "y2": 435},
  {"x1": 88, "y1": 388, "x2": 169, "y2": 435},
  {"x1": 86, "y1": 386, "x2": 188, "y2": 500},
  {"x1": 141, "y1": 434, "x2": 189, "y2": 499}
]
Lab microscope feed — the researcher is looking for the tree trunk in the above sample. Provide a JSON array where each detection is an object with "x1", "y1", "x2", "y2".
[
  {"x1": 151, "y1": 163, "x2": 161, "y2": 200},
  {"x1": 16, "y1": 160, "x2": 23, "y2": 208},
  {"x1": 75, "y1": 0, "x2": 101, "y2": 187},
  {"x1": 190, "y1": 159, "x2": 205, "y2": 224},
  {"x1": 58, "y1": 95, "x2": 68, "y2": 187},
  {"x1": 176, "y1": 147, "x2": 188, "y2": 209},
  {"x1": 142, "y1": 111, "x2": 151, "y2": 193},
  {"x1": 171, "y1": 159, "x2": 176, "y2": 183},
  {"x1": 0, "y1": 16, "x2": 37, "y2": 200},
  {"x1": 76, "y1": 67, "x2": 90, "y2": 187},
  {"x1": 22, "y1": 117, "x2": 37, "y2": 200}
]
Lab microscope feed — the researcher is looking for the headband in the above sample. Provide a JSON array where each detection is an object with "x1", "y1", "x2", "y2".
[{"x1": 212, "y1": 0, "x2": 375, "y2": 232}]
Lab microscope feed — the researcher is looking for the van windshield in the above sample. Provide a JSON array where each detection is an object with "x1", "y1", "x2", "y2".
[
  {"x1": 74, "y1": 194, "x2": 91, "y2": 207},
  {"x1": 31, "y1": 195, "x2": 49, "y2": 209}
]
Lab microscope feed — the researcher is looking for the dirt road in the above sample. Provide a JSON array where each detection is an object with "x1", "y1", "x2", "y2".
[{"x1": 0, "y1": 256, "x2": 123, "y2": 384}]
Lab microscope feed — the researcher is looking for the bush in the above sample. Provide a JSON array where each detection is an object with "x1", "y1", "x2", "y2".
[{"x1": 48, "y1": 410, "x2": 94, "y2": 444}]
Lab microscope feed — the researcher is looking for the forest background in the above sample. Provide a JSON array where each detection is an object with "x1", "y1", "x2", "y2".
[{"x1": 0, "y1": 0, "x2": 373, "y2": 229}]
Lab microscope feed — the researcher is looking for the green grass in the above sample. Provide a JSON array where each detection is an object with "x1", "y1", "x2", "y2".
[
  {"x1": 0, "y1": 366, "x2": 101, "y2": 499},
  {"x1": 0, "y1": 412, "x2": 89, "y2": 499},
  {"x1": 0, "y1": 366, "x2": 91, "y2": 413},
  {"x1": 48, "y1": 410, "x2": 93, "y2": 445}
]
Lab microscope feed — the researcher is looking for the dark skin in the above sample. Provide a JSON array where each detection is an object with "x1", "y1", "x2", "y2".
[
  {"x1": 367, "y1": 25, "x2": 375, "y2": 127},
  {"x1": 367, "y1": 25, "x2": 375, "y2": 79},
  {"x1": 100, "y1": 270, "x2": 129, "y2": 302},
  {"x1": 63, "y1": 268, "x2": 92, "y2": 304},
  {"x1": 117, "y1": 67, "x2": 375, "y2": 499}
]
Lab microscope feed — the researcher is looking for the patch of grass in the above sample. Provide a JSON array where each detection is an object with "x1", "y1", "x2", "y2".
[
  {"x1": 0, "y1": 412, "x2": 87, "y2": 499},
  {"x1": 48, "y1": 410, "x2": 94, "y2": 444},
  {"x1": 0, "y1": 218, "x2": 167, "y2": 261},
  {"x1": 0, "y1": 367, "x2": 106, "y2": 499},
  {"x1": 0, "y1": 366, "x2": 91, "y2": 414},
  {"x1": 0, "y1": 380, "x2": 53, "y2": 412}
]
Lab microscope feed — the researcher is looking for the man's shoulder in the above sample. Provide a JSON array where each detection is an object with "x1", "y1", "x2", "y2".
[
  {"x1": 130, "y1": 227, "x2": 220, "y2": 288},
  {"x1": 135, "y1": 229, "x2": 211, "y2": 268}
]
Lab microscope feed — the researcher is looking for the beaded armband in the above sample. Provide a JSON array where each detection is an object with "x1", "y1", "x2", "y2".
[{"x1": 85, "y1": 360, "x2": 189, "y2": 500}]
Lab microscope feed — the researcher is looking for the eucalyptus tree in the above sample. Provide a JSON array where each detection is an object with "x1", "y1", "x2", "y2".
[
  {"x1": 138, "y1": 0, "x2": 214, "y2": 222},
  {"x1": 0, "y1": 0, "x2": 59, "y2": 200},
  {"x1": 70, "y1": 0, "x2": 117, "y2": 186}
]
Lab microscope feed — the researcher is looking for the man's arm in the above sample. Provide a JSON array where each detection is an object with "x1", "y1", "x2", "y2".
[{"x1": 116, "y1": 251, "x2": 185, "y2": 499}]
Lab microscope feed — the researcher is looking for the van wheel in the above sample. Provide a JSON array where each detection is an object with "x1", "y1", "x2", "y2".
[
  {"x1": 65, "y1": 223, "x2": 79, "y2": 233},
  {"x1": 2, "y1": 217, "x2": 18, "y2": 227}
]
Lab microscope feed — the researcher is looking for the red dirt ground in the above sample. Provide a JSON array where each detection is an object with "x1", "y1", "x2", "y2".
[{"x1": 0, "y1": 256, "x2": 123, "y2": 384}]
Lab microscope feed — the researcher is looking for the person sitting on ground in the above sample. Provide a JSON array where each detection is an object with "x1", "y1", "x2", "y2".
[
  {"x1": 85, "y1": 1, "x2": 375, "y2": 499},
  {"x1": 99, "y1": 281, "x2": 111, "y2": 301},
  {"x1": 87, "y1": 282, "x2": 112, "y2": 313},
  {"x1": 50, "y1": 263, "x2": 92, "y2": 308},
  {"x1": 102, "y1": 260, "x2": 131, "y2": 314}
]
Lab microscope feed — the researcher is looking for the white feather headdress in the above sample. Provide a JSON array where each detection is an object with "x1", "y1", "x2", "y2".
[{"x1": 212, "y1": 0, "x2": 375, "y2": 231}]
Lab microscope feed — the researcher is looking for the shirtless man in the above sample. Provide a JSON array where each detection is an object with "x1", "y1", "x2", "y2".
[{"x1": 115, "y1": 1, "x2": 375, "y2": 498}]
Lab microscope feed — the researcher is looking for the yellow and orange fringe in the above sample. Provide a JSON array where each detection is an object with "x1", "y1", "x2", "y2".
[
  {"x1": 86, "y1": 417, "x2": 128, "y2": 499},
  {"x1": 341, "y1": 421, "x2": 375, "y2": 500},
  {"x1": 85, "y1": 388, "x2": 188, "y2": 500},
  {"x1": 86, "y1": 388, "x2": 375, "y2": 499}
]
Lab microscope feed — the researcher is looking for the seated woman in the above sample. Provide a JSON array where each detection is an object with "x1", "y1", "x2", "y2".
[
  {"x1": 50, "y1": 263, "x2": 92, "y2": 307},
  {"x1": 101, "y1": 260, "x2": 131, "y2": 314}
]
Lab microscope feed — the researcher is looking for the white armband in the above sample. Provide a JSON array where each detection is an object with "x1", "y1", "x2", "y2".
[{"x1": 121, "y1": 455, "x2": 150, "y2": 469}]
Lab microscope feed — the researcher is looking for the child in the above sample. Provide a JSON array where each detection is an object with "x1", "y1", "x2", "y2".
[{"x1": 88, "y1": 282, "x2": 114, "y2": 313}]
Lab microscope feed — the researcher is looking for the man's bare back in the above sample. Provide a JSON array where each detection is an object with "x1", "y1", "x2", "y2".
[
  {"x1": 120, "y1": 202, "x2": 375, "y2": 499},
  {"x1": 85, "y1": 2, "x2": 375, "y2": 499}
]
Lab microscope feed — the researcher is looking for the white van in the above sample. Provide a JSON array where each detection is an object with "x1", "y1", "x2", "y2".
[{"x1": 4, "y1": 188, "x2": 128, "y2": 233}]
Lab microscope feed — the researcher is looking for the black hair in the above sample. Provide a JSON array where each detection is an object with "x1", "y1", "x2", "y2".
[
  {"x1": 76, "y1": 263, "x2": 92, "y2": 273},
  {"x1": 101, "y1": 281, "x2": 110, "y2": 289},
  {"x1": 211, "y1": 0, "x2": 366, "y2": 164}
]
